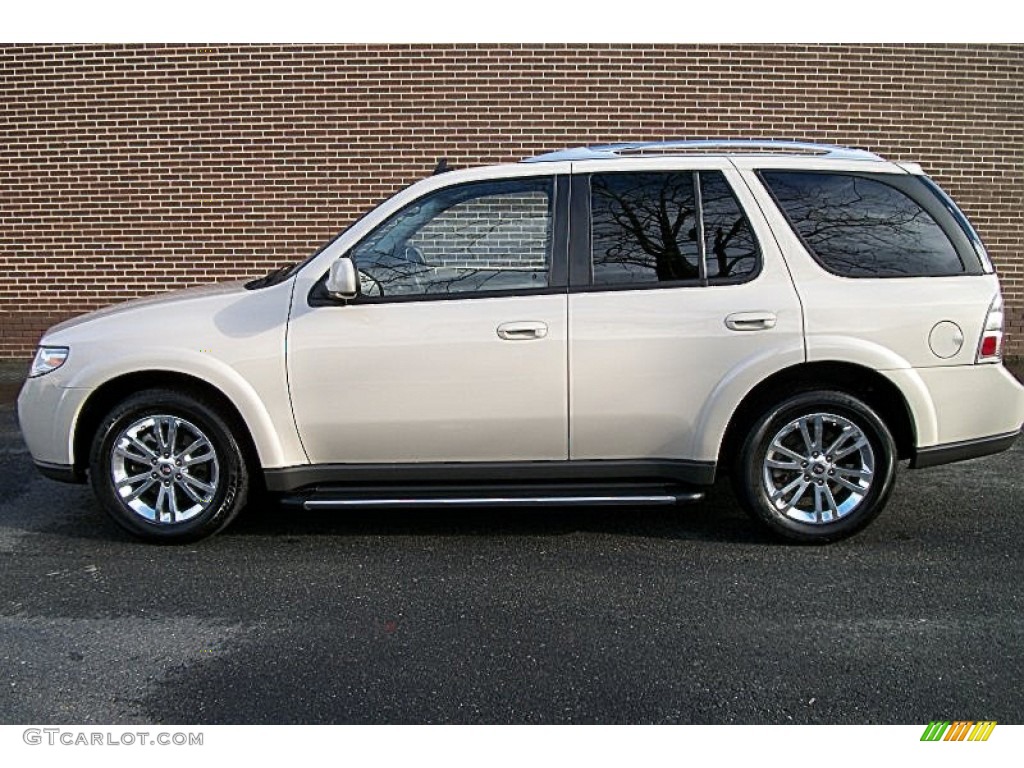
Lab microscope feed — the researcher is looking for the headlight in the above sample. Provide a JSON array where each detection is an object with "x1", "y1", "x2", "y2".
[{"x1": 29, "y1": 346, "x2": 69, "y2": 378}]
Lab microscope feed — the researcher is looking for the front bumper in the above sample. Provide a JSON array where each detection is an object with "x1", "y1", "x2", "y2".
[
  {"x1": 17, "y1": 373, "x2": 90, "y2": 470},
  {"x1": 33, "y1": 460, "x2": 86, "y2": 484}
]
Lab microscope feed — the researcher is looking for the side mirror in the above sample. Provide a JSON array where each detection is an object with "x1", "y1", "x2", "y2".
[{"x1": 326, "y1": 256, "x2": 359, "y2": 300}]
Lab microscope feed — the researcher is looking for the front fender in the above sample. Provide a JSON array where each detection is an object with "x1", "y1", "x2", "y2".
[{"x1": 61, "y1": 350, "x2": 301, "y2": 469}]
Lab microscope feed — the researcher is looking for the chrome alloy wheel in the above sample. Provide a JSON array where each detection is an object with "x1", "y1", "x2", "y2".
[
  {"x1": 109, "y1": 415, "x2": 220, "y2": 524},
  {"x1": 761, "y1": 412, "x2": 875, "y2": 525}
]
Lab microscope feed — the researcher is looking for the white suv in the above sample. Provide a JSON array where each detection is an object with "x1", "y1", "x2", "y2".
[{"x1": 17, "y1": 140, "x2": 1024, "y2": 543}]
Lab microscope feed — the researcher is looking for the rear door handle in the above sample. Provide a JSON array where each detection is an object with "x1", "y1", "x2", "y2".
[
  {"x1": 497, "y1": 321, "x2": 548, "y2": 340},
  {"x1": 725, "y1": 312, "x2": 777, "y2": 331}
]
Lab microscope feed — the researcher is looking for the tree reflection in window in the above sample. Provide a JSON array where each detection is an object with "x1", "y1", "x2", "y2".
[
  {"x1": 701, "y1": 172, "x2": 759, "y2": 281},
  {"x1": 591, "y1": 171, "x2": 760, "y2": 286},
  {"x1": 591, "y1": 172, "x2": 700, "y2": 285},
  {"x1": 761, "y1": 172, "x2": 963, "y2": 277},
  {"x1": 350, "y1": 178, "x2": 553, "y2": 298}
]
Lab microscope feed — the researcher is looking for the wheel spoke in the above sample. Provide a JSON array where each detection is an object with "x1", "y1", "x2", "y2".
[
  {"x1": 797, "y1": 419, "x2": 814, "y2": 453},
  {"x1": 811, "y1": 415, "x2": 824, "y2": 452},
  {"x1": 114, "y1": 444, "x2": 152, "y2": 464},
  {"x1": 124, "y1": 478, "x2": 157, "y2": 502},
  {"x1": 181, "y1": 473, "x2": 215, "y2": 496},
  {"x1": 127, "y1": 436, "x2": 157, "y2": 460},
  {"x1": 176, "y1": 437, "x2": 205, "y2": 460},
  {"x1": 116, "y1": 470, "x2": 152, "y2": 488},
  {"x1": 769, "y1": 443, "x2": 806, "y2": 464},
  {"x1": 772, "y1": 475, "x2": 809, "y2": 511},
  {"x1": 834, "y1": 465, "x2": 872, "y2": 480},
  {"x1": 153, "y1": 418, "x2": 168, "y2": 454},
  {"x1": 183, "y1": 450, "x2": 215, "y2": 468},
  {"x1": 821, "y1": 483, "x2": 840, "y2": 521},
  {"x1": 834, "y1": 437, "x2": 868, "y2": 461},
  {"x1": 813, "y1": 484, "x2": 826, "y2": 522},
  {"x1": 167, "y1": 485, "x2": 180, "y2": 522},
  {"x1": 154, "y1": 483, "x2": 169, "y2": 522},
  {"x1": 831, "y1": 474, "x2": 868, "y2": 494},
  {"x1": 165, "y1": 418, "x2": 178, "y2": 456},
  {"x1": 824, "y1": 426, "x2": 855, "y2": 457},
  {"x1": 178, "y1": 479, "x2": 207, "y2": 505},
  {"x1": 786, "y1": 480, "x2": 810, "y2": 510},
  {"x1": 765, "y1": 458, "x2": 801, "y2": 470}
]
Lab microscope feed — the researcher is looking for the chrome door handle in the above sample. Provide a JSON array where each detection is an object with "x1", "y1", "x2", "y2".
[
  {"x1": 725, "y1": 312, "x2": 777, "y2": 331},
  {"x1": 497, "y1": 321, "x2": 548, "y2": 340}
]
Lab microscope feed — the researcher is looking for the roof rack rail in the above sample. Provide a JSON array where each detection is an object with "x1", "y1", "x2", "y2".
[{"x1": 523, "y1": 140, "x2": 885, "y2": 164}]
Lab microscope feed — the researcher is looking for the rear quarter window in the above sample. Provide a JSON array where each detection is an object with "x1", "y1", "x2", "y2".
[{"x1": 760, "y1": 171, "x2": 965, "y2": 278}]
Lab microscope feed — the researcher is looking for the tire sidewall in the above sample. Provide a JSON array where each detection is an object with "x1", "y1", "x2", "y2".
[
  {"x1": 89, "y1": 390, "x2": 248, "y2": 542},
  {"x1": 737, "y1": 391, "x2": 897, "y2": 543}
]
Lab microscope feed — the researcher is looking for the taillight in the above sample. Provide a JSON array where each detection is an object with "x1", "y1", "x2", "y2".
[{"x1": 976, "y1": 294, "x2": 1004, "y2": 364}]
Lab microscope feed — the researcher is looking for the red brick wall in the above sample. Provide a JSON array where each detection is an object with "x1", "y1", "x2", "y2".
[{"x1": 1, "y1": 44, "x2": 1021, "y2": 360}]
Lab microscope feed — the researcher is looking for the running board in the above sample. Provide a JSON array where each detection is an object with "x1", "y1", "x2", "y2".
[{"x1": 283, "y1": 483, "x2": 704, "y2": 511}]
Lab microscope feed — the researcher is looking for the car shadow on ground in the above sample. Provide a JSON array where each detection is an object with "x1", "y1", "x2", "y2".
[
  {"x1": 30, "y1": 479, "x2": 777, "y2": 547},
  {"x1": 222, "y1": 482, "x2": 776, "y2": 545}
]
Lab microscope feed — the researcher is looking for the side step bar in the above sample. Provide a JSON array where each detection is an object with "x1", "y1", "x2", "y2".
[{"x1": 284, "y1": 483, "x2": 705, "y2": 511}]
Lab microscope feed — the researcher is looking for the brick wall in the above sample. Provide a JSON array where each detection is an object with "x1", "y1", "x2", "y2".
[
  {"x1": 411, "y1": 190, "x2": 550, "y2": 268},
  {"x1": 1, "y1": 44, "x2": 1021, "y2": 360}
]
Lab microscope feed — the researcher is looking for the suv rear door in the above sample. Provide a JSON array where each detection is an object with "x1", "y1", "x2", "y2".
[{"x1": 566, "y1": 159, "x2": 805, "y2": 474}]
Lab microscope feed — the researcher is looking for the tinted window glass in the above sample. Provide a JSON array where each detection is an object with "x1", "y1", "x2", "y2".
[
  {"x1": 591, "y1": 172, "x2": 700, "y2": 285},
  {"x1": 350, "y1": 178, "x2": 552, "y2": 297},
  {"x1": 761, "y1": 171, "x2": 963, "y2": 277},
  {"x1": 701, "y1": 171, "x2": 759, "y2": 282}
]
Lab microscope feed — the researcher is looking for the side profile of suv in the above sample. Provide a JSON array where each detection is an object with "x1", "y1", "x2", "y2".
[{"x1": 17, "y1": 140, "x2": 1024, "y2": 543}]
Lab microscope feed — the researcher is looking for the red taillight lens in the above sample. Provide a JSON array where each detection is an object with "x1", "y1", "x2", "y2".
[
  {"x1": 976, "y1": 293, "x2": 1004, "y2": 364},
  {"x1": 980, "y1": 335, "x2": 999, "y2": 358}
]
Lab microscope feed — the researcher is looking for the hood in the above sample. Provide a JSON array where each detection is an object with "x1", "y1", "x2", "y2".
[{"x1": 44, "y1": 281, "x2": 252, "y2": 338}]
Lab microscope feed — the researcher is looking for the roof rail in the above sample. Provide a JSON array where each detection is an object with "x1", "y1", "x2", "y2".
[{"x1": 523, "y1": 139, "x2": 885, "y2": 163}]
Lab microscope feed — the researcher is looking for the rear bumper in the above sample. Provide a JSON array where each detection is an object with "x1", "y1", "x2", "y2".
[
  {"x1": 911, "y1": 428, "x2": 1021, "y2": 469},
  {"x1": 884, "y1": 364, "x2": 1024, "y2": 456}
]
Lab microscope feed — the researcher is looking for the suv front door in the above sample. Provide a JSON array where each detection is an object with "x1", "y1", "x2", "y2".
[{"x1": 287, "y1": 174, "x2": 569, "y2": 465}]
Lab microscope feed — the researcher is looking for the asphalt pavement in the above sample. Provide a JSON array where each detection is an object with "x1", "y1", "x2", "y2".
[{"x1": 1, "y1": 363, "x2": 1022, "y2": 724}]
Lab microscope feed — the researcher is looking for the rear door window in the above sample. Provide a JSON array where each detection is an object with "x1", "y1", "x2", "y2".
[{"x1": 589, "y1": 170, "x2": 761, "y2": 286}]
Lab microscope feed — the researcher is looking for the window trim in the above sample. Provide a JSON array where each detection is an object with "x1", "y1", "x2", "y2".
[
  {"x1": 308, "y1": 174, "x2": 569, "y2": 307},
  {"x1": 756, "y1": 169, "x2": 984, "y2": 279},
  {"x1": 570, "y1": 169, "x2": 763, "y2": 293}
]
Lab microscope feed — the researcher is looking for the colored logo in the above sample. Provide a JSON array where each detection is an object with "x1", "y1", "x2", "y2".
[{"x1": 920, "y1": 721, "x2": 997, "y2": 742}]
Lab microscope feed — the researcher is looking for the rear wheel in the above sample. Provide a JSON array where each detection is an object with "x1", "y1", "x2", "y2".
[
  {"x1": 732, "y1": 391, "x2": 897, "y2": 543},
  {"x1": 89, "y1": 389, "x2": 250, "y2": 542}
]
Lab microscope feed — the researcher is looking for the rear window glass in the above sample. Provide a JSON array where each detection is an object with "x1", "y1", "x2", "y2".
[{"x1": 760, "y1": 171, "x2": 964, "y2": 277}]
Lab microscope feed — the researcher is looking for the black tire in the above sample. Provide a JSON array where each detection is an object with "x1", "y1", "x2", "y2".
[
  {"x1": 732, "y1": 390, "x2": 897, "y2": 544},
  {"x1": 89, "y1": 389, "x2": 251, "y2": 543}
]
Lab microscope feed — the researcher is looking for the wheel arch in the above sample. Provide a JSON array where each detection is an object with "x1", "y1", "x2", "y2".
[
  {"x1": 717, "y1": 361, "x2": 919, "y2": 475},
  {"x1": 72, "y1": 370, "x2": 263, "y2": 481}
]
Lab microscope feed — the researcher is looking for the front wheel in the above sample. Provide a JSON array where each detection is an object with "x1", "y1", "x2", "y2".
[
  {"x1": 89, "y1": 389, "x2": 251, "y2": 542},
  {"x1": 732, "y1": 391, "x2": 897, "y2": 543}
]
